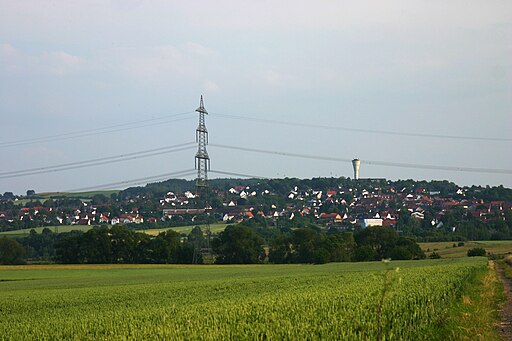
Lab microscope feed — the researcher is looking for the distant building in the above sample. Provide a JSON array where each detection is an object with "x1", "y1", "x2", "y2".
[
  {"x1": 163, "y1": 208, "x2": 205, "y2": 218},
  {"x1": 352, "y1": 159, "x2": 360, "y2": 180},
  {"x1": 363, "y1": 218, "x2": 383, "y2": 228}
]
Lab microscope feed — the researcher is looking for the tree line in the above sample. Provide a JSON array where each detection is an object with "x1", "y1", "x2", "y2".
[{"x1": 1, "y1": 224, "x2": 425, "y2": 265}]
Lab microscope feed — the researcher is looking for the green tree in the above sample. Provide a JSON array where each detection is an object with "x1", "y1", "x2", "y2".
[
  {"x1": 354, "y1": 227, "x2": 398, "y2": 260},
  {"x1": 354, "y1": 245, "x2": 377, "y2": 261},
  {"x1": 387, "y1": 237, "x2": 425, "y2": 260},
  {"x1": 268, "y1": 233, "x2": 293, "y2": 263},
  {"x1": 55, "y1": 231, "x2": 83, "y2": 263},
  {"x1": 354, "y1": 227, "x2": 424, "y2": 261},
  {"x1": 2, "y1": 192, "x2": 15, "y2": 200},
  {"x1": 213, "y1": 225, "x2": 265, "y2": 264},
  {"x1": 78, "y1": 227, "x2": 112, "y2": 263},
  {"x1": 153, "y1": 230, "x2": 182, "y2": 263},
  {"x1": 0, "y1": 237, "x2": 26, "y2": 264},
  {"x1": 110, "y1": 225, "x2": 137, "y2": 263},
  {"x1": 289, "y1": 228, "x2": 323, "y2": 263},
  {"x1": 324, "y1": 233, "x2": 356, "y2": 262}
]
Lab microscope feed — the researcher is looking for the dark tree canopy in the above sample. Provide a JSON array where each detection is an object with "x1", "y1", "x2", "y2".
[
  {"x1": 54, "y1": 226, "x2": 196, "y2": 264},
  {"x1": 354, "y1": 227, "x2": 425, "y2": 261},
  {"x1": 213, "y1": 225, "x2": 265, "y2": 264},
  {"x1": 269, "y1": 228, "x2": 356, "y2": 264},
  {"x1": 0, "y1": 237, "x2": 26, "y2": 265}
]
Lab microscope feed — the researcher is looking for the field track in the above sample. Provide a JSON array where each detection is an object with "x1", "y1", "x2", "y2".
[{"x1": 496, "y1": 263, "x2": 512, "y2": 339}]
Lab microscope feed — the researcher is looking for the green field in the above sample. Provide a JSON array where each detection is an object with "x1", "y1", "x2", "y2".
[
  {"x1": 13, "y1": 190, "x2": 120, "y2": 206},
  {"x1": 36, "y1": 190, "x2": 120, "y2": 199},
  {"x1": 420, "y1": 240, "x2": 512, "y2": 258},
  {"x1": 0, "y1": 223, "x2": 228, "y2": 238},
  {"x1": 139, "y1": 223, "x2": 228, "y2": 236},
  {"x1": 0, "y1": 225, "x2": 92, "y2": 237},
  {"x1": 0, "y1": 258, "x2": 494, "y2": 340}
]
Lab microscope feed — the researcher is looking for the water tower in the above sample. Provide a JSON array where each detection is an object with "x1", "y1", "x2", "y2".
[{"x1": 352, "y1": 159, "x2": 360, "y2": 180}]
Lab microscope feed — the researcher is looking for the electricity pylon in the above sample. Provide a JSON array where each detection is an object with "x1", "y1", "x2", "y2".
[{"x1": 193, "y1": 95, "x2": 212, "y2": 263}]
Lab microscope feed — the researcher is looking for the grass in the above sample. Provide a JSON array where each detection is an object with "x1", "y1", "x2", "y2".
[
  {"x1": 501, "y1": 255, "x2": 512, "y2": 279},
  {"x1": 139, "y1": 223, "x2": 228, "y2": 236},
  {"x1": 0, "y1": 225, "x2": 92, "y2": 237},
  {"x1": 435, "y1": 261, "x2": 505, "y2": 340},
  {"x1": 0, "y1": 258, "x2": 492, "y2": 340},
  {"x1": 420, "y1": 240, "x2": 512, "y2": 258},
  {"x1": 36, "y1": 190, "x2": 120, "y2": 199},
  {"x1": 0, "y1": 223, "x2": 228, "y2": 238},
  {"x1": 13, "y1": 191, "x2": 120, "y2": 206}
]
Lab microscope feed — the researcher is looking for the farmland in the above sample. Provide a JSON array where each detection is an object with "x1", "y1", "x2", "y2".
[
  {"x1": 420, "y1": 240, "x2": 512, "y2": 258},
  {"x1": 0, "y1": 258, "x2": 498, "y2": 340},
  {"x1": 0, "y1": 223, "x2": 227, "y2": 238},
  {"x1": 0, "y1": 225, "x2": 92, "y2": 238},
  {"x1": 139, "y1": 223, "x2": 227, "y2": 236}
]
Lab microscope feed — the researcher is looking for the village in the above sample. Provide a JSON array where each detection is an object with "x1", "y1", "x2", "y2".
[{"x1": 1, "y1": 178, "x2": 511, "y2": 237}]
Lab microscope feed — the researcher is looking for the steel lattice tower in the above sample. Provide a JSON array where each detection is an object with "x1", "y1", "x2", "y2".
[
  {"x1": 193, "y1": 95, "x2": 212, "y2": 263},
  {"x1": 195, "y1": 95, "x2": 210, "y2": 194}
]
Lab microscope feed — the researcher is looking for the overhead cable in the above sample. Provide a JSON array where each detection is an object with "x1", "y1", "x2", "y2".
[
  {"x1": 66, "y1": 169, "x2": 197, "y2": 192},
  {"x1": 211, "y1": 112, "x2": 512, "y2": 142},
  {"x1": 209, "y1": 170, "x2": 268, "y2": 179},
  {"x1": 0, "y1": 111, "x2": 195, "y2": 148},
  {"x1": 68, "y1": 169, "x2": 263, "y2": 193},
  {"x1": 0, "y1": 142, "x2": 196, "y2": 179},
  {"x1": 210, "y1": 143, "x2": 512, "y2": 175}
]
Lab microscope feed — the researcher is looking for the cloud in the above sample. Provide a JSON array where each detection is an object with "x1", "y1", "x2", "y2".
[
  {"x1": 0, "y1": 43, "x2": 83, "y2": 76},
  {"x1": 185, "y1": 42, "x2": 217, "y2": 57},
  {"x1": 261, "y1": 70, "x2": 302, "y2": 88},
  {"x1": 98, "y1": 43, "x2": 220, "y2": 87},
  {"x1": 40, "y1": 51, "x2": 82, "y2": 76},
  {"x1": 203, "y1": 79, "x2": 220, "y2": 92}
]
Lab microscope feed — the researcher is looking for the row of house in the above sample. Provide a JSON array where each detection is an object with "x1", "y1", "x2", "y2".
[{"x1": 2, "y1": 183, "x2": 511, "y2": 230}]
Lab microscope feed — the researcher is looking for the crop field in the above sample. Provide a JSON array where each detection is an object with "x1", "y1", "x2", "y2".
[
  {"x1": 420, "y1": 240, "x2": 512, "y2": 258},
  {"x1": 0, "y1": 223, "x2": 227, "y2": 238},
  {"x1": 0, "y1": 258, "x2": 489, "y2": 340},
  {"x1": 37, "y1": 190, "x2": 120, "y2": 199},
  {"x1": 140, "y1": 223, "x2": 228, "y2": 236},
  {"x1": 0, "y1": 225, "x2": 92, "y2": 237}
]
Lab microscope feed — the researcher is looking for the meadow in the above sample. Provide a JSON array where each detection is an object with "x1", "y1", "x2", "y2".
[
  {"x1": 420, "y1": 240, "x2": 512, "y2": 258},
  {"x1": 0, "y1": 225, "x2": 92, "y2": 237},
  {"x1": 0, "y1": 223, "x2": 228, "y2": 238},
  {"x1": 0, "y1": 258, "x2": 494, "y2": 340},
  {"x1": 139, "y1": 223, "x2": 228, "y2": 236}
]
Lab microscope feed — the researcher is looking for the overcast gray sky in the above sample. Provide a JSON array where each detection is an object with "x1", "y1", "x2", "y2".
[{"x1": 1, "y1": 1, "x2": 511, "y2": 194}]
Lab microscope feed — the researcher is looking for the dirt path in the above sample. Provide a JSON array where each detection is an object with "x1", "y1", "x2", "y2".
[{"x1": 495, "y1": 262, "x2": 512, "y2": 340}]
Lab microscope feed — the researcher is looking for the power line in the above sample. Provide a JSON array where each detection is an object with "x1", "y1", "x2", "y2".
[
  {"x1": 0, "y1": 142, "x2": 195, "y2": 176},
  {"x1": 210, "y1": 170, "x2": 267, "y2": 179},
  {"x1": 0, "y1": 111, "x2": 195, "y2": 148},
  {"x1": 66, "y1": 169, "x2": 197, "y2": 192},
  {"x1": 66, "y1": 169, "x2": 262, "y2": 193},
  {"x1": 211, "y1": 112, "x2": 512, "y2": 142},
  {"x1": 210, "y1": 143, "x2": 512, "y2": 175},
  {"x1": 0, "y1": 142, "x2": 196, "y2": 179}
]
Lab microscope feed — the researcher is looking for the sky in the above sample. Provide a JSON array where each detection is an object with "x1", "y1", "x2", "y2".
[{"x1": 0, "y1": 1, "x2": 511, "y2": 195}]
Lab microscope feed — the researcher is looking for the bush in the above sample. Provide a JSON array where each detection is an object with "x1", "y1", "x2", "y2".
[
  {"x1": 467, "y1": 247, "x2": 486, "y2": 257},
  {"x1": 429, "y1": 252, "x2": 441, "y2": 259}
]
